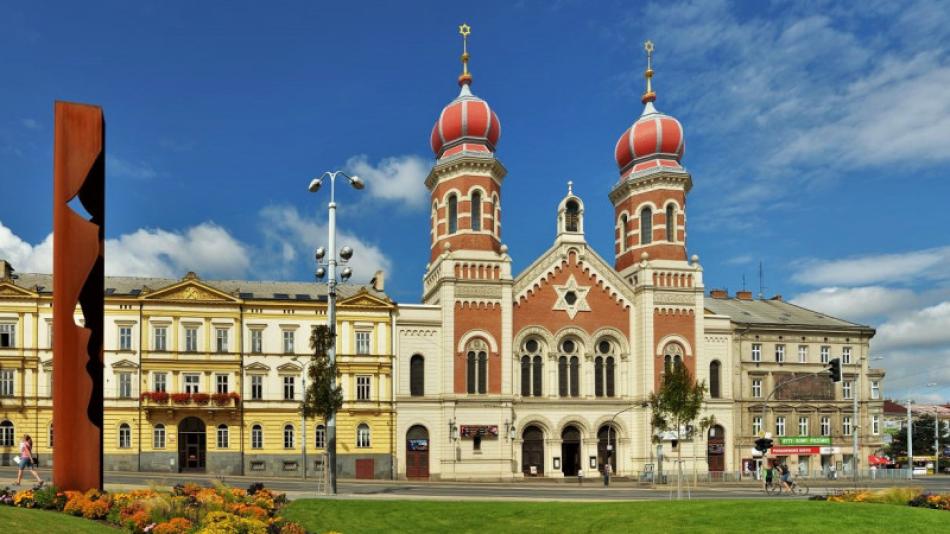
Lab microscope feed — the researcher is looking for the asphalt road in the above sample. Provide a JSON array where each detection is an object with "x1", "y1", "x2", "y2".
[{"x1": 3, "y1": 467, "x2": 948, "y2": 501}]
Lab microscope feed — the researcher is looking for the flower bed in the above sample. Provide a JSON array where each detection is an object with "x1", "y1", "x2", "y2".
[
  {"x1": 0, "y1": 482, "x2": 306, "y2": 533},
  {"x1": 811, "y1": 487, "x2": 950, "y2": 511}
]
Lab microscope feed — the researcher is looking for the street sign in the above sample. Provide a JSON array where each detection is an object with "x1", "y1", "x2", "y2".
[{"x1": 777, "y1": 436, "x2": 832, "y2": 446}]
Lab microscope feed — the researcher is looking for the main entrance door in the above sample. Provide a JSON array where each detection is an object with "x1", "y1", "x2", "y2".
[
  {"x1": 597, "y1": 425, "x2": 617, "y2": 474},
  {"x1": 707, "y1": 425, "x2": 725, "y2": 473},
  {"x1": 178, "y1": 417, "x2": 206, "y2": 472},
  {"x1": 521, "y1": 425, "x2": 544, "y2": 476},
  {"x1": 561, "y1": 426, "x2": 581, "y2": 476},
  {"x1": 406, "y1": 425, "x2": 429, "y2": 479}
]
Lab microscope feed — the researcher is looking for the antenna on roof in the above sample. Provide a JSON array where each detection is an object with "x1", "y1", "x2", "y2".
[
  {"x1": 758, "y1": 261, "x2": 766, "y2": 300},
  {"x1": 741, "y1": 274, "x2": 747, "y2": 291}
]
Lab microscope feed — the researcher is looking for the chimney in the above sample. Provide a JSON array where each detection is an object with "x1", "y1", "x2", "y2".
[
  {"x1": 370, "y1": 270, "x2": 385, "y2": 292},
  {"x1": 710, "y1": 289, "x2": 728, "y2": 299},
  {"x1": 0, "y1": 260, "x2": 13, "y2": 281},
  {"x1": 736, "y1": 290, "x2": 753, "y2": 300},
  {"x1": 770, "y1": 294, "x2": 783, "y2": 301}
]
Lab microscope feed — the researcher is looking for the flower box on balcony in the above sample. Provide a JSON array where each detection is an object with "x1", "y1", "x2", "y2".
[
  {"x1": 211, "y1": 392, "x2": 231, "y2": 406},
  {"x1": 141, "y1": 391, "x2": 170, "y2": 404},
  {"x1": 192, "y1": 393, "x2": 211, "y2": 406},
  {"x1": 171, "y1": 392, "x2": 192, "y2": 405}
]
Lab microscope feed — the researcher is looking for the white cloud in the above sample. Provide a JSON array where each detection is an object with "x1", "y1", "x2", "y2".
[
  {"x1": 0, "y1": 219, "x2": 250, "y2": 279},
  {"x1": 344, "y1": 154, "x2": 429, "y2": 209},
  {"x1": 791, "y1": 246, "x2": 950, "y2": 286},
  {"x1": 107, "y1": 155, "x2": 158, "y2": 180},
  {"x1": 875, "y1": 301, "x2": 950, "y2": 351},
  {"x1": 791, "y1": 286, "x2": 917, "y2": 322},
  {"x1": 20, "y1": 118, "x2": 41, "y2": 131},
  {"x1": 258, "y1": 204, "x2": 392, "y2": 283}
]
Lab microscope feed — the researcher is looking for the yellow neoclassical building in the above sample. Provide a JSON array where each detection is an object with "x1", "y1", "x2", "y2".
[{"x1": 0, "y1": 260, "x2": 395, "y2": 479}]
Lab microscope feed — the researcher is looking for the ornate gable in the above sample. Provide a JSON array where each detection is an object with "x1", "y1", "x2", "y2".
[
  {"x1": 513, "y1": 243, "x2": 634, "y2": 309},
  {"x1": 337, "y1": 288, "x2": 394, "y2": 309},
  {"x1": 144, "y1": 275, "x2": 239, "y2": 303},
  {"x1": 111, "y1": 359, "x2": 139, "y2": 369},
  {"x1": 244, "y1": 362, "x2": 271, "y2": 372},
  {"x1": 0, "y1": 282, "x2": 37, "y2": 299}
]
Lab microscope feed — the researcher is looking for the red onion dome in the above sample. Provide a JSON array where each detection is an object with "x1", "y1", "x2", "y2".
[
  {"x1": 614, "y1": 100, "x2": 685, "y2": 174},
  {"x1": 430, "y1": 82, "x2": 501, "y2": 160}
]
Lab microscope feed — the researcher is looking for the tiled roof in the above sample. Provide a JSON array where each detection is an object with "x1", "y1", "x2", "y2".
[
  {"x1": 7, "y1": 272, "x2": 388, "y2": 303},
  {"x1": 704, "y1": 296, "x2": 873, "y2": 332}
]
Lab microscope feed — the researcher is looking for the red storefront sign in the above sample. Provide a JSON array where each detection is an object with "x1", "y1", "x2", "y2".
[{"x1": 771, "y1": 446, "x2": 820, "y2": 455}]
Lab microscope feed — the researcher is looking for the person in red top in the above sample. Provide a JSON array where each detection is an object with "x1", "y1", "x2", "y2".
[{"x1": 15, "y1": 434, "x2": 43, "y2": 486}]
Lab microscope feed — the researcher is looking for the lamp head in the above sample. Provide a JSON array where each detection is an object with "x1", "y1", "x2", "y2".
[
  {"x1": 349, "y1": 176, "x2": 365, "y2": 190},
  {"x1": 315, "y1": 247, "x2": 326, "y2": 261},
  {"x1": 340, "y1": 266, "x2": 353, "y2": 281},
  {"x1": 315, "y1": 267, "x2": 326, "y2": 279},
  {"x1": 308, "y1": 178, "x2": 322, "y2": 193},
  {"x1": 339, "y1": 246, "x2": 354, "y2": 261}
]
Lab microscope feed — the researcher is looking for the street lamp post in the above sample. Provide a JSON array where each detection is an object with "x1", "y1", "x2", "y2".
[
  {"x1": 309, "y1": 170, "x2": 364, "y2": 495},
  {"x1": 907, "y1": 399, "x2": 914, "y2": 480},
  {"x1": 927, "y1": 383, "x2": 939, "y2": 475},
  {"x1": 291, "y1": 356, "x2": 309, "y2": 480}
]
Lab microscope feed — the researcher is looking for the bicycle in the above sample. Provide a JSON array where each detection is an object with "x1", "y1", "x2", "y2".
[{"x1": 767, "y1": 479, "x2": 809, "y2": 496}]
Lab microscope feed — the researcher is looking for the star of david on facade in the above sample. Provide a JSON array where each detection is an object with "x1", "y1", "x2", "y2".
[{"x1": 552, "y1": 274, "x2": 591, "y2": 319}]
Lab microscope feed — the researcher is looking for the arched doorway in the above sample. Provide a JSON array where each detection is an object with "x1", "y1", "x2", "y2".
[
  {"x1": 521, "y1": 425, "x2": 544, "y2": 476},
  {"x1": 178, "y1": 417, "x2": 206, "y2": 472},
  {"x1": 707, "y1": 424, "x2": 725, "y2": 473},
  {"x1": 406, "y1": 425, "x2": 429, "y2": 479},
  {"x1": 561, "y1": 425, "x2": 581, "y2": 476},
  {"x1": 597, "y1": 425, "x2": 617, "y2": 474}
]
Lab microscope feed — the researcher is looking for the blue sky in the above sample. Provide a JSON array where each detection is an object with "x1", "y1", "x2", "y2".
[{"x1": 1, "y1": 0, "x2": 948, "y2": 402}]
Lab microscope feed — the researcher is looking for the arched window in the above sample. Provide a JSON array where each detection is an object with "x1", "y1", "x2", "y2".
[
  {"x1": 217, "y1": 424, "x2": 229, "y2": 448},
  {"x1": 520, "y1": 356, "x2": 531, "y2": 396},
  {"x1": 606, "y1": 357, "x2": 616, "y2": 397},
  {"x1": 448, "y1": 194, "x2": 458, "y2": 234},
  {"x1": 251, "y1": 424, "x2": 263, "y2": 449},
  {"x1": 410, "y1": 354, "x2": 425, "y2": 396},
  {"x1": 118, "y1": 423, "x2": 131, "y2": 449},
  {"x1": 565, "y1": 200, "x2": 580, "y2": 232},
  {"x1": 283, "y1": 424, "x2": 295, "y2": 449},
  {"x1": 356, "y1": 423, "x2": 371, "y2": 448},
  {"x1": 709, "y1": 360, "x2": 721, "y2": 398},
  {"x1": 558, "y1": 356, "x2": 568, "y2": 397},
  {"x1": 492, "y1": 195, "x2": 499, "y2": 235},
  {"x1": 478, "y1": 352, "x2": 487, "y2": 394},
  {"x1": 153, "y1": 423, "x2": 165, "y2": 449},
  {"x1": 471, "y1": 191, "x2": 482, "y2": 231},
  {"x1": 315, "y1": 425, "x2": 326, "y2": 448},
  {"x1": 666, "y1": 204, "x2": 676, "y2": 242},
  {"x1": 620, "y1": 215, "x2": 628, "y2": 252},
  {"x1": 640, "y1": 207, "x2": 653, "y2": 245},
  {"x1": 466, "y1": 339, "x2": 488, "y2": 394},
  {"x1": 595, "y1": 357, "x2": 604, "y2": 397},
  {"x1": 664, "y1": 355, "x2": 672, "y2": 373},
  {"x1": 569, "y1": 356, "x2": 579, "y2": 397},
  {"x1": 664, "y1": 343, "x2": 685, "y2": 372},
  {"x1": 532, "y1": 355, "x2": 543, "y2": 397},
  {"x1": 0, "y1": 420, "x2": 12, "y2": 447}
]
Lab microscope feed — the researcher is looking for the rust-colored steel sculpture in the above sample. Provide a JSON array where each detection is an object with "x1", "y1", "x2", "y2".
[{"x1": 53, "y1": 101, "x2": 105, "y2": 491}]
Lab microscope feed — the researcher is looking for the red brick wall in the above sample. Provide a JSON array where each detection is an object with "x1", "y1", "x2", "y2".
[
  {"x1": 453, "y1": 301, "x2": 503, "y2": 394},
  {"x1": 430, "y1": 175, "x2": 502, "y2": 261},
  {"x1": 652, "y1": 307, "x2": 696, "y2": 390},
  {"x1": 614, "y1": 188, "x2": 687, "y2": 268},
  {"x1": 513, "y1": 254, "x2": 629, "y2": 342}
]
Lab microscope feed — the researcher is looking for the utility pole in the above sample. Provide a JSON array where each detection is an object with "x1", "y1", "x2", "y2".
[{"x1": 907, "y1": 400, "x2": 914, "y2": 480}]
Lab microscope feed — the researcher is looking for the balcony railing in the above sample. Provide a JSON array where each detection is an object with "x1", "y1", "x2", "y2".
[{"x1": 140, "y1": 391, "x2": 241, "y2": 408}]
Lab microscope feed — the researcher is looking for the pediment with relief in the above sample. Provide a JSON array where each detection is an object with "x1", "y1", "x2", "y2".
[
  {"x1": 0, "y1": 282, "x2": 36, "y2": 298},
  {"x1": 144, "y1": 281, "x2": 238, "y2": 303},
  {"x1": 338, "y1": 289, "x2": 393, "y2": 309}
]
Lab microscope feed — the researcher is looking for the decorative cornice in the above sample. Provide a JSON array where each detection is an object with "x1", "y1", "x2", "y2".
[
  {"x1": 609, "y1": 169, "x2": 692, "y2": 204},
  {"x1": 425, "y1": 155, "x2": 507, "y2": 191}
]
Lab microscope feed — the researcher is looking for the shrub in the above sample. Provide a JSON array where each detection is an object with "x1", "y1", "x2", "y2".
[
  {"x1": 153, "y1": 517, "x2": 193, "y2": 534},
  {"x1": 199, "y1": 511, "x2": 268, "y2": 534},
  {"x1": 32, "y1": 484, "x2": 66, "y2": 510},
  {"x1": 82, "y1": 497, "x2": 111, "y2": 519}
]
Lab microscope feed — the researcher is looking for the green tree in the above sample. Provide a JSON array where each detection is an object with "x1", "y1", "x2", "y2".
[
  {"x1": 303, "y1": 325, "x2": 342, "y2": 421},
  {"x1": 649, "y1": 363, "x2": 706, "y2": 497},
  {"x1": 886, "y1": 418, "x2": 948, "y2": 458}
]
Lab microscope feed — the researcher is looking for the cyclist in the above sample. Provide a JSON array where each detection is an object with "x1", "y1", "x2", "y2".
[{"x1": 779, "y1": 462, "x2": 793, "y2": 492}]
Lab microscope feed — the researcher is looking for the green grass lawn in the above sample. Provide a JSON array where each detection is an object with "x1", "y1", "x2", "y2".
[
  {"x1": 0, "y1": 505, "x2": 119, "y2": 532},
  {"x1": 282, "y1": 499, "x2": 949, "y2": 534}
]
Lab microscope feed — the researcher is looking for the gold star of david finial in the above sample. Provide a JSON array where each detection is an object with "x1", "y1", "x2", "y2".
[
  {"x1": 642, "y1": 39, "x2": 656, "y2": 104},
  {"x1": 458, "y1": 23, "x2": 473, "y2": 85}
]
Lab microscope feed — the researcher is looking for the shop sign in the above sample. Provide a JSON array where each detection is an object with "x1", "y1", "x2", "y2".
[
  {"x1": 771, "y1": 446, "x2": 820, "y2": 455},
  {"x1": 777, "y1": 436, "x2": 832, "y2": 446},
  {"x1": 460, "y1": 425, "x2": 498, "y2": 438},
  {"x1": 819, "y1": 446, "x2": 842, "y2": 454}
]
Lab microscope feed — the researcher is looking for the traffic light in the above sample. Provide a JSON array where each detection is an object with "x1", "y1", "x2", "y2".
[
  {"x1": 754, "y1": 437, "x2": 773, "y2": 454},
  {"x1": 827, "y1": 358, "x2": 842, "y2": 382}
]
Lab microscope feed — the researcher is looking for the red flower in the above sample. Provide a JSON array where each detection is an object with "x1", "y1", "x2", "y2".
[
  {"x1": 171, "y1": 393, "x2": 192, "y2": 405},
  {"x1": 192, "y1": 393, "x2": 211, "y2": 406}
]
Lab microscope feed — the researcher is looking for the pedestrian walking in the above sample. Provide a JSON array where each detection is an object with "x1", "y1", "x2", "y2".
[{"x1": 15, "y1": 434, "x2": 43, "y2": 486}]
